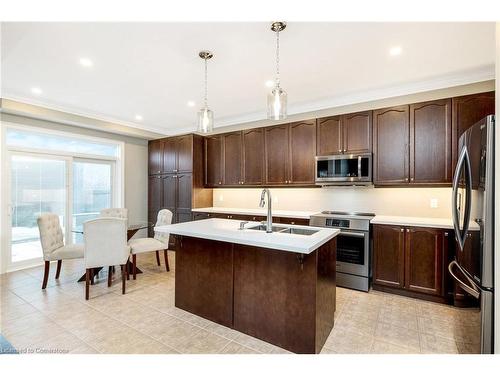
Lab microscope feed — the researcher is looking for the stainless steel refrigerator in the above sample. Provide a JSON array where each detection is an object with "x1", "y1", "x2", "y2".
[{"x1": 448, "y1": 115, "x2": 495, "y2": 354}]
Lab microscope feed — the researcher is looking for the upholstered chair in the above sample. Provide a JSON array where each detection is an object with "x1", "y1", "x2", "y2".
[
  {"x1": 100, "y1": 208, "x2": 128, "y2": 220},
  {"x1": 37, "y1": 213, "x2": 84, "y2": 289},
  {"x1": 128, "y1": 209, "x2": 172, "y2": 279},
  {"x1": 83, "y1": 218, "x2": 130, "y2": 300}
]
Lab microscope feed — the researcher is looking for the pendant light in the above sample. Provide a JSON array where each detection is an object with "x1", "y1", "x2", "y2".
[
  {"x1": 267, "y1": 21, "x2": 287, "y2": 120},
  {"x1": 197, "y1": 50, "x2": 214, "y2": 133}
]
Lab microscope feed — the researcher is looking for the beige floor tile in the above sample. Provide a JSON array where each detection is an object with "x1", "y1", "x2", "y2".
[
  {"x1": 334, "y1": 311, "x2": 379, "y2": 335},
  {"x1": 320, "y1": 347, "x2": 338, "y2": 354},
  {"x1": 456, "y1": 341, "x2": 480, "y2": 354},
  {"x1": 220, "y1": 341, "x2": 260, "y2": 354},
  {"x1": 69, "y1": 343, "x2": 100, "y2": 354},
  {"x1": 153, "y1": 318, "x2": 202, "y2": 348},
  {"x1": 419, "y1": 333, "x2": 459, "y2": 354},
  {"x1": 323, "y1": 327, "x2": 374, "y2": 354},
  {"x1": 204, "y1": 320, "x2": 240, "y2": 341},
  {"x1": 379, "y1": 306, "x2": 419, "y2": 331},
  {"x1": 374, "y1": 322, "x2": 420, "y2": 350},
  {"x1": 173, "y1": 328, "x2": 231, "y2": 354},
  {"x1": 370, "y1": 340, "x2": 416, "y2": 354},
  {"x1": 233, "y1": 332, "x2": 279, "y2": 353}
]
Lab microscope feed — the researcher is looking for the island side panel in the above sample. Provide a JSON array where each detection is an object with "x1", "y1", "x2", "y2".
[
  {"x1": 315, "y1": 237, "x2": 337, "y2": 353},
  {"x1": 232, "y1": 244, "x2": 318, "y2": 354},
  {"x1": 175, "y1": 236, "x2": 234, "y2": 327}
]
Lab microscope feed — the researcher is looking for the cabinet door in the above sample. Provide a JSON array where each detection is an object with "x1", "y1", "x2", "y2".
[
  {"x1": 373, "y1": 106, "x2": 410, "y2": 185},
  {"x1": 317, "y1": 116, "x2": 343, "y2": 155},
  {"x1": 177, "y1": 135, "x2": 193, "y2": 173},
  {"x1": 452, "y1": 91, "x2": 495, "y2": 170},
  {"x1": 161, "y1": 175, "x2": 177, "y2": 209},
  {"x1": 288, "y1": 120, "x2": 316, "y2": 185},
  {"x1": 410, "y1": 99, "x2": 452, "y2": 185},
  {"x1": 177, "y1": 173, "x2": 192, "y2": 211},
  {"x1": 223, "y1": 132, "x2": 243, "y2": 186},
  {"x1": 148, "y1": 140, "x2": 162, "y2": 175},
  {"x1": 343, "y1": 111, "x2": 372, "y2": 154},
  {"x1": 265, "y1": 125, "x2": 289, "y2": 184},
  {"x1": 162, "y1": 138, "x2": 177, "y2": 174},
  {"x1": 242, "y1": 128, "x2": 264, "y2": 185},
  {"x1": 373, "y1": 225, "x2": 405, "y2": 288},
  {"x1": 405, "y1": 227, "x2": 444, "y2": 296},
  {"x1": 205, "y1": 135, "x2": 223, "y2": 187},
  {"x1": 148, "y1": 175, "x2": 163, "y2": 214},
  {"x1": 277, "y1": 217, "x2": 309, "y2": 226}
]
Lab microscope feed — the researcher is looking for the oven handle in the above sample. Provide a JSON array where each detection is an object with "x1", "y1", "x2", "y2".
[
  {"x1": 448, "y1": 260, "x2": 480, "y2": 299},
  {"x1": 338, "y1": 231, "x2": 366, "y2": 238}
]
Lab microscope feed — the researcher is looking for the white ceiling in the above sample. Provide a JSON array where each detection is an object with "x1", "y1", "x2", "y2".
[{"x1": 1, "y1": 22, "x2": 495, "y2": 135}]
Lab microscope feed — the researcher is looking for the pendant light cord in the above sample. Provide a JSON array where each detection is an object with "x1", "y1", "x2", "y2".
[
  {"x1": 275, "y1": 30, "x2": 280, "y2": 87},
  {"x1": 204, "y1": 57, "x2": 208, "y2": 108}
]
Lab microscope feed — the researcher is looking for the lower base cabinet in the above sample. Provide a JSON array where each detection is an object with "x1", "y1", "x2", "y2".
[
  {"x1": 192, "y1": 211, "x2": 309, "y2": 226},
  {"x1": 372, "y1": 224, "x2": 451, "y2": 303}
]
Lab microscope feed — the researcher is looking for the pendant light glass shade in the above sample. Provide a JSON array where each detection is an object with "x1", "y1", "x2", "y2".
[
  {"x1": 267, "y1": 85, "x2": 287, "y2": 120},
  {"x1": 268, "y1": 21, "x2": 287, "y2": 120},
  {"x1": 197, "y1": 107, "x2": 214, "y2": 133},
  {"x1": 197, "y1": 50, "x2": 214, "y2": 133}
]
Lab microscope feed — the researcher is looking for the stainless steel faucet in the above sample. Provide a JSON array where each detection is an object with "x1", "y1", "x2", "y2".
[{"x1": 259, "y1": 188, "x2": 272, "y2": 233}]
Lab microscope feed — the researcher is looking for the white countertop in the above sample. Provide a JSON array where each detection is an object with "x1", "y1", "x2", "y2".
[
  {"x1": 191, "y1": 207, "x2": 317, "y2": 219},
  {"x1": 371, "y1": 215, "x2": 480, "y2": 231},
  {"x1": 155, "y1": 218, "x2": 340, "y2": 254}
]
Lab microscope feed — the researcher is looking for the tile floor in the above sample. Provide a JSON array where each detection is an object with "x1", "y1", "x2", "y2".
[{"x1": 0, "y1": 252, "x2": 480, "y2": 354}]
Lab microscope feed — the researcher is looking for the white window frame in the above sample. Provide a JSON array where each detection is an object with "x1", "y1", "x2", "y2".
[{"x1": 0, "y1": 122, "x2": 125, "y2": 273}]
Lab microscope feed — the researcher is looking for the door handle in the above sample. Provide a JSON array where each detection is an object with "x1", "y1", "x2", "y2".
[
  {"x1": 448, "y1": 260, "x2": 480, "y2": 299},
  {"x1": 452, "y1": 147, "x2": 472, "y2": 251}
]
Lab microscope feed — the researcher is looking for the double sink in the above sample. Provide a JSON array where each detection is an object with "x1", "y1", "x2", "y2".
[{"x1": 246, "y1": 224, "x2": 319, "y2": 236}]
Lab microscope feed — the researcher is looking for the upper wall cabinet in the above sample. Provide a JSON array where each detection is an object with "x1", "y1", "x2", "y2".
[
  {"x1": 288, "y1": 120, "x2": 316, "y2": 184},
  {"x1": 160, "y1": 135, "x2": 194, "y2": 174},
  {"x1": 316, "y1": 111, "x2": 372, "y2": 156},
  {"x1": 410, "y1": 99, "x2": 452, "y2": 185},
  {"x1": 264, "y1": 124, "x2": 289, "y2": 185},
  {"x1": 205, "y1": 135, "x2": 223, "y2": 187},
  {"x1": 223, "y1": 132, "x2": 243, "y2": 186},
  {"x1": 148, "y1": 140, "x2": 163, "y2": 175},
  {"x1": 452, "y1": 91, "x2": 495, "y2": 170},
  {"x1": 242, "y1": 128, "x2": 264, "y2": 185},
  {"x1": 373, "y1": 105, "x2": 410, "y2": 185}
]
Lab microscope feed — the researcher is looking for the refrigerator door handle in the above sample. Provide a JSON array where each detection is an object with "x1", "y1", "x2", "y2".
[
  {"x1": 452, "y1": 147, "x2": 472, "y2": 251},
  {"x1": 448, "y1": 260, "x2": 480, "y2": 299}
]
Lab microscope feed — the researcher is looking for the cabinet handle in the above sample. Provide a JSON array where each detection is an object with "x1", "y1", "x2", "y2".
[
  {"x1": 338, "y1": 149, "x2": 342, "y2": 153},
  {"x1": 444, "y1": 232, "x2": 449, "y2": 237},
  {"x1": 173, "y1": 169, "x2": 178, "y2": 172},
  {"x1": 410, "y1": 177, "x2": 414, "y2": 182},
  {"x1": 400, "y1": 228, "x2": 404, "y2": 232},
  {"x1": 406, "y1": 228, "x2": 410, "y2": 232},
  {"x1": 406, "y1": 178, "x2": 409, "y2": 182},
  {"x1": 218, "y1": 181, "x2": 222, "y2": 185},
  {"x1": 343, "y1": 149, "x2": 346, "y2": 153},
  {"x1": 291, "y1": 221, "x2": 295, "y2": 225}
]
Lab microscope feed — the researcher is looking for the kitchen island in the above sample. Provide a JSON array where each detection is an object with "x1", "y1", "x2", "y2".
[{"x1": 155, "y1": 218, "x2": 339, "y2": 354}]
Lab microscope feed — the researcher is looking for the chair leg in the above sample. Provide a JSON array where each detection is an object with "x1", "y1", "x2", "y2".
[
  {"x1": 90, "y1": 268, "x2": 95, "y2": 285},
  {"x1": 122, "y1": 263, "x2": 127, "y2": 294},
  {"x1": 85, "y1": 269, "x2": 90, "y2": 300},
  {"x1": 126, "y1": 259, "x2": 130, "y2": 280},
  {"x1": 55, "y1": 260, "x2": 62, "y2": 279},
  {"x1": 107, "y1": 266, "x2": 113, "y2": 287},
  {"x1": 132, "y1": 254, "x2": 137, "y2": 280},
  {"x1": 42, "y1": 261, "x2": 50, "y2": 289},
  {"x1": 164, "y1": 250, "x2": 170, "y2": 272},
  {"x1": 155, "y1": 250, "x2": 161, "y2": 266}
]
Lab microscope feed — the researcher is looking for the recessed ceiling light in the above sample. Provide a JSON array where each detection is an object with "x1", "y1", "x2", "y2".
[
  {"x1": 187, "y1": 101, "x2": 196, "y2": 107},
  {"x1": 79, "y1": 57, "x2": 93, "y2": 67},
  {"x1": 31, "y1": 87, "x2": 42, "y2": 95},
  {"x1": 265, "y1": 80, "x2": 274, "y2": 88},
  {"x1": 389, "y1": 46, "x2": 402, "y2": 56},
  {"x1": 135, "y1": 115, "x2": 143, "y2": 121}
]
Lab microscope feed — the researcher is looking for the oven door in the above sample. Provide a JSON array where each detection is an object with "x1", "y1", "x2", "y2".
[{"x1": 336, "y1": 230, "x2": 369, "y2": 277}]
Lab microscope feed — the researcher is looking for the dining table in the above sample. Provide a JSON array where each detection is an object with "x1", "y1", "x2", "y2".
[{"x1": 72, "y1": 221, "x2": 153, "y2": 283}]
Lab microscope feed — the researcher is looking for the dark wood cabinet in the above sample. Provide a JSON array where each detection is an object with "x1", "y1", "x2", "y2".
[
  {"x1": 373, "y1": 224, "x2": 450, "y2": 302},
  {"x1": 373, "y1": 225, "x2": 405, "y2": 288},
  {"x1": 148, "y1": 135, "x2": 212, "y2": 245},
  {"x1": 242, "y1": 128, "x2": 264, "y2": 185},
  {"x1": 452, "y1": 91, "x2": 495, "y2": 170},
  {"x1": 316, "y1": 116, "x2": 343, "y2": 155},
  {"x1": 288, "y1": 120, "x2": 316, "y2": 185},
  {"x1": 342, "y1": 111, "x2": 372, "y2": 154},
  {"x1": 410, "y1": 99, "x2": 452, "y2": 185},
  {"x1": 264, "y1": 124, "x2": 289, "y2": 185},
  {"x1": 373, "y1": 106, "x2": 410, "y2": 185},
  {"x1": 148, "y1": 140, "x2": 163, "y2": 175},
  {"x1": 316, "y1": 111, "x2": 371, "y2": 156},
  {"x1": 204, "y1": 135, "x2": 223, "y2": 187},
  {"x1": 405, "y1": 227, "x2": 446, "y2": 296},
  {"x1": 223, "y1": 132, "x2": 243, "y2": 186}
]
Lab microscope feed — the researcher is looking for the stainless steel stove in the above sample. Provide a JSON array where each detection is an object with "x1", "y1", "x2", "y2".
[{"x1": 310, "y1": 211, "x2": 374, "y2": 292}]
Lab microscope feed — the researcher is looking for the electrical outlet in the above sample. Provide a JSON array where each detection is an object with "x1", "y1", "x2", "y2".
[
  {"x1": 218, "y1": 194, "x2": 224, "y2": 202},
  {"x1": 430, "y1": 198, "x2": 438, "y2": 208}
]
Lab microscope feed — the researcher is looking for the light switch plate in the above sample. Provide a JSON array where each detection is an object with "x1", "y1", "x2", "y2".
[{"x1": 430, "y1": 198, "x2": 438, "y2": 208}]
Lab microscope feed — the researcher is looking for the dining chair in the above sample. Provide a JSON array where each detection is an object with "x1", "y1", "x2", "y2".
[
  {"x1": 128, "y1": 209, "x2": 172, "y2": 279},
  {"x1": 100, "y1": 208, "x2": 128, "y2": 220},
  {"x1": 37, "y1": 213, "x2": 84, "y2": 289},
  {"x1": 83, "y1": 217, "x2": 130, "y2": 300}
]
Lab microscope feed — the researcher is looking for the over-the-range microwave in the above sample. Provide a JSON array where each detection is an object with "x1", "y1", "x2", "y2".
[{"x1": 315, "y1": 153, "x2": 372, "y2": 186}]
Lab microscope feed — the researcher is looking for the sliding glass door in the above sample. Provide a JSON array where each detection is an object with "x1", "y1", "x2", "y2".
[
  {"x1": 72, "y1": 159, "x2": 114, "y2": 243},
  {"x1": 9, "y1": 153, "x2": 68, "y2": 264}
]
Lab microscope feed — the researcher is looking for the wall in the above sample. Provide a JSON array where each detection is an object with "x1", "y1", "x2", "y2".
[
  {"x1": 0, "y1": 112, "x2": 149, "y2": 273},
  {"x1": 212, "y1": 187, "x2": 452, "y2": 218},
  {"x1": 494, "y1": 22, "x2": 499, "y2": 355}
]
